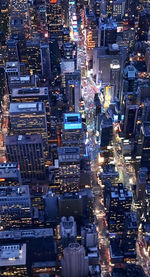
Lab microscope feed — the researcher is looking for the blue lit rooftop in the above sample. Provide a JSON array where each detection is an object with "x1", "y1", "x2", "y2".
[{"x1": 64, "y1": 113, "x2": 82, "y2": 130}]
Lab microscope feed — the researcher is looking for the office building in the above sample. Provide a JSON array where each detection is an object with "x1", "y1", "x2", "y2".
[
  {"x1": 93, "y1": 44, "x2": 126, "y2": 96},
  {"x1": 58, "y1": 189, "x2": 93, "y2": 223},
  {"x1": 62, "y1": 243, "x2": 89, "y2": 277},
  {"x1": 40, "y1": 42, "x2": 51, "y2": 80},
  {"x1": 81, "y1": 224, "x2": 98, "y2": 248},
  {"x1": 123, "y1": 64, "x2": 138, "y2": 93},
  {"x1": 106, "y1": 183, "x2": 132, "y2": 233},
  {"x1": 58, "y1": 146, "x2": 80, "y2": 192},
  {"x1": 123, "y1": 94, "x2": 139, "y2": 138},
  {"x1": 62, "y1": 113, "x2": 86, "y2": 154},
  {"x1": 5, "y1": 61, "x2": 20, "y2": 77},
  {"x1": 98, "y1": 18, "x2": 117, "y2": 47},
  {"x1": 85, "y1": 9, "x2": 98, "y2": 50},
  {"x1": 9, "y1": 102, "x2": 48, "y2": 156},
  {"x1": 25, "y1": 40, "x2": 41, "y2": 76},
  {"x1": 122, "y1": 212, "x2": 138, "y2": 260},
  {"x1": 6, "y1": 135, "x2": 46, "y2": 181},
  {"x1": 11, "y1": 87, "x2": 51, "y2": 143},
  {"x1": 140, "y1": 123, "x2": 150, "y2": 174},
  {"x1": 0, "y1": 185, "x2": 32, "y2": 229},
  {"x1": 145, "y1": 47, "x2": 150, "y2": 74},
  {"x1": 6, "y1": 39, "x2": 19, "y2": 62},
  {"x1": 100, "y1": 116, "x2": 113, "y2": 148},
  {"x1": 65, "y1": 71, "x2": 81, "y2": 112},
  {"x1": 7, "y1": 75, "x2": 37, "y2": 92},
  {"x1": 0, "y1": 244, "x2": 29, "y2": 276},
  {"x1": 112, "y1": 0, "x2": 126, "y2": 19},
  {"x1": 60, "y1": 216, "x2": 77, "y2": 247},
  {"x1": 0, "y1": 163, "x2": 22, "y2": 186},
  {"x1": 46, "y1": 0, "x2": 63, "y2": 41},
  {"x1": 136, "y1": 167, "x2": 148, "y2": 201}
]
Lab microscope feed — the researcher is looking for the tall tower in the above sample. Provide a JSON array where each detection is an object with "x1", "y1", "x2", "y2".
[
  {"x1": 62, "y1": 243, "x2": 89, "y2": 277},
  {"x1": 40, "y1": 42, "x2": 51, "y2": 80}
]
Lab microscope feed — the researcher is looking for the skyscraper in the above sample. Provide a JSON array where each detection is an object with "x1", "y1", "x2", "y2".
[
  {"x1": 40, "y1": 42, "x2": 51, "y2": 80},
  {"x1": 0, "y1": 185, "x2": 32, "y2": 229},
  {"x1": 6, "y1": 134, "x2": 46, "y2": 181},
  {"x1": 62, "y1": 243, "x2": 89, "y2": 277},
  {"x1": 9, "y1": 102, "x2": 48, "y2": 157},
  {"x1": 62, "y1": 113, "x2": 86, "y2": 154},
  {"x1": 58, "y1": 146, "x2": 80, "y2": 192}
]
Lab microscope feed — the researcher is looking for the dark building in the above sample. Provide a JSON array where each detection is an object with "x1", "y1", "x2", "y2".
[
  {"x1": 122, "y1": 212, "x2": 138, "y2": 260},
  {"x1": 140, "y1": 123, "x2": 150, "y2": 175},
  {"x1": 0, "y1": 163, "x2": 22, "y2": 186},
  {"x1": 100, "y1": 116, "x2": 113, "y2": 148},
  {"x1": 58, "y1": 189, "x2": 93, "y2": 224},
  {"x1": 0, "y1": 185, "x2": 32, "y2": 229},
  {"x1": 6, "y1": 135, "x2": 46, "y2": 181},
  {"x1": 106, "y1": 183, "x2": 132, "y2": 233},
  {"x1": 40, "y1": 42, "x2": 51, "y2": 80},
  {"x1": 98, "y1": 18, "x2": 117, "y2": 47},
  {"x1": 65, "y1": 71, "x2": 81, "y2": 113}
]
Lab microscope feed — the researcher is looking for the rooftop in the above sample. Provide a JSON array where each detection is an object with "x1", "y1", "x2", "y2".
[
  {"x1": 10, "y1": 102, "x2": 45, "y2": 113},
  {"x1": 6, "y1": 134, "x2": 43, "y2": 145},
  {"x1": 58, "y1": 146, "x2": 80, "y2": 162},
  {"x1": 64, "y1": 113, "x2": 82, "y2": 130},
  {"x1": 0, "y1": 185, "x2": 29, "y2": 198},
  {"x1": 0, "y1": 228, "x2": 53, "y2": 240},
  {"x1": 0, "y1": 163, "x2": 20, "y2": 179},
  {"x1": 0, "y1": 244, "x2": 26, "y2": 267},
  {"x1": 11, "y1": 87, "x2": 48, "y2": 98}
]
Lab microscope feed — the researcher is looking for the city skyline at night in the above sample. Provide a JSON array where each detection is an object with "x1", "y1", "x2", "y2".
[{"x1": 0, "y1": 0, "x2": 150, "y2": 276}]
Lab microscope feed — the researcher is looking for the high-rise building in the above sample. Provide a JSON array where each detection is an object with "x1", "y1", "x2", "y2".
[
  {"x1": 145, "y1": 47, "x2": 150, "y2": 74},
  {"x1": 93, "y1": 44, "x2": 126, "y2": 94},
  {"x1": 62, "y1": 243, "x2": 89, "y2": 277},
  {"x1": 65, "y1": 71, "x2": 81, "y2": 112},
  {"x1": 6, "y1": 39, "x2": 19, "y2": 62},
  {"x1": 58, "y1": 189, "x2": 93, "y2": 223},
  {"x1": 5, "y1": 62, "x2": 20, "y2": 78},
  {"x1": 11, "y1": 87, "x2": 51, "y2": 144},
  {"x1": 100, "y1": 116, "x2": 113, "y2": 148},
  {"x1": 122, "y1": 212, "x2": 138, "y2": 260},
  {"x1": 9, "y1": 102, "x2": 48, "y2": 156},
  {"x1": 0, "y1": 244, "x2": 29, "y2": 276},
  {"x1": 98, "y1": 19, "x2": 117, "y2": 47},
  {"x1": 62, "y1": 113, "x2": 86, "y2": 154},
  {"x1": 112, "y1": 0, "x2": 126, "y2": 19},
  {"x1": 40, "y1": 42, "x2": 51, "y2": 80},
  {"x1": 123, "y1": 95, "x2": 139, "y2": 138},
  {"x1": 0, "y1": 163, "x2": 22, "y2": 186},
  {"x1": 46, "y1": 0, "x2": 63, "y2": 42},
  {"x1": 60, "y1": 216, "x2": 77, "y2": 247},
  {"x1": 58, "y1": 146, "x2": 80, "y2": 192},
  {"x1": 106, "y1": 183, "x2": 132, "y2": 233},
  {"x1": 0, "y1": 185, "x2": 32, "y2": 229},
  {"x1": 85, "y1": 9, "x2": 98, "y2": 50},
  {"x1": 81, "y1": 224, "x2": 98, "y2": 248},
  {"x1": 123, "y1": 64, "x2": 138, "y2": 93},
  {"x1": 25, "y1": 40, "x2": 41, "y2": 76},
  {"x1": 140, "y1": 123, "x2": 150, "y2": 175},
  {"x1": 6, "y1": 135, "x2": 46, "y2": 181}
]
